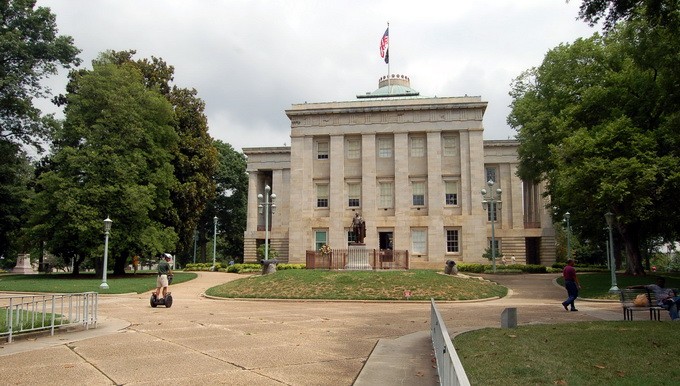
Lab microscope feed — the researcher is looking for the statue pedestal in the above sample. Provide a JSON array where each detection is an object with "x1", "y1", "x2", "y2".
[
  {"x1": 345, "y1": 244, "x2": 372, "y2": 270},
  {"x1": 13, "y1": 254, "x2": 36, "y2": 274}
]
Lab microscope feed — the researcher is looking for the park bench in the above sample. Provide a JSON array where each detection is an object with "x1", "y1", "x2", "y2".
[{"x1": 619, "y1": 288, "x2": 663, "y2": 321}]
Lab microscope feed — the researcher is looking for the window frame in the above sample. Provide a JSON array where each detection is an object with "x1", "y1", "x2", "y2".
[
  {"x1": 316, "y1": 183, "x2": 329, "y2": 208},
  {"x1": 410, "y1": 136, "x2": 425, "y2": 157},
  {"x1": 411, "y1": 228, "x2": 427, "y2": 254},
  {"x1": 317, "y1": 141, "x2": 329, "y2": 160},
  {"x1": 378, "y1": 181, "x2": 394, "y2": 208},
  {"x1": 377, "y1": 137, "x2": 393, "y2": 158},
  {"x1": 446, "y1": 229, "x2": 460, "y2": 253}
]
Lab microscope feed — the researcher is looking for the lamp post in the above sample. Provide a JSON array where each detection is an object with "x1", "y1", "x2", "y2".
[
  {"x1": 258, "y1": 185, "x2": 277, "y2": 261},
  {"x1": 481, "y1": 180, "x2": 502, "y2": 273},
  {"x1": 193, "y1": 230, "x2": 198, "y2": 264},
  {"x1": 605, "y1": 212, "x2": 619, "y2": 293},
  {"x1": 212, "y1": 216, "x2": 218, "y2": 270},
  {"x1": 564, "y1": 212, "x2": 571, "y2": 260},
  {"x1": 100, "y1": 217, "x2": 113, "y2": 290}
]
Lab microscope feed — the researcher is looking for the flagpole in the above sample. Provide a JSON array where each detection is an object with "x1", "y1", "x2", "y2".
[{"x1": 387, "y1": 22, "x2": 390, "y2": 94}]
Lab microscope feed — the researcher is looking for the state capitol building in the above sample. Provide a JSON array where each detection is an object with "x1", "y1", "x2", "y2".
[{"x1": 242, "y1": 75, "x2": 556, "y2": 268}]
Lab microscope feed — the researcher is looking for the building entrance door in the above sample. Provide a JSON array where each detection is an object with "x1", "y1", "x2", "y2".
[{"x1": 379, "y1": 232, "x2": 393, "y2": 250}]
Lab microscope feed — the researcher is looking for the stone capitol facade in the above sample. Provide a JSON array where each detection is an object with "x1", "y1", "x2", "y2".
[{"x1": 243, "y1": 75, "x2": 556, "y2": 268}]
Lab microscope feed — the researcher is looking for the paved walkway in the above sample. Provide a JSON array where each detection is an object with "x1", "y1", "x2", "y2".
[{"x1": 0, "y1": 272, "x2": 627, "y2": 385}]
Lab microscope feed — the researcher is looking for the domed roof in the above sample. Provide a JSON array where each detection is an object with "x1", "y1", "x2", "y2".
[{"x1": 357, "y1": 74, "x2": 420, "y2": 99}]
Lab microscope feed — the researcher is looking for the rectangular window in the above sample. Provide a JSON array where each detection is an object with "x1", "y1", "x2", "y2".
[
  {"x1": 485, "y1": 167, "x2": 497, "y2": 184},
  {"x1": 411, "y1": 229, "x2": 427, "y2": 254},
  {"x1": 445, "y1": 181, "x2": 458, "y2": 205},
  {"x1": 378, "y1": 137, "x2": 393, "y2": 158},
  {"x1": 315, "y1": 230, "x2": 327, "y2": 251},
  {"x1": 348, "y1": 183, "x2": 360, "y2": 207},
  {"x1": 412, "y1": 181, "x2": 425, "y2": 206},
  {"x1": 410, "y1": 136, "x2": 425, "y2": 157},
  {"x1": 346, "y1": 139, "x2": 360, "y2": 159},
  {"x1": 486, "y1": 202, "x2": 499, "y2": 221},
  {"x1": 488, "y1": 239, "x2": 501, "y2": 254},
  {"x1": 446, "y1": 229, "x2": 459, "y2": 253},
  {"x1": 443, "y1": 136, "x2": 457, "y2": 157},
  {"x1": 379, "y1": 182, "x2": 394, "y2": 208},
  {"x1": 317, "y1": 141, "x2": 329, "y2": 159},
  {"x1": 316, "y1": 184, "x2": 329, "y2": 208}
]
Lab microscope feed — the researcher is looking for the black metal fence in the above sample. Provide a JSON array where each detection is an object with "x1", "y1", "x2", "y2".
[{"x1": 305, "y1": 249, "x2": 409, "y2": 270}]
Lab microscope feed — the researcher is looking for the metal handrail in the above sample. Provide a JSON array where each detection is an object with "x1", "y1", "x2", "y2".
[
  {"x1": 431, "y1": 299, "x2": 470, "y2": 386},
  {"x1": 1, "y1": 292, "x2": 98, "y2": 343}
]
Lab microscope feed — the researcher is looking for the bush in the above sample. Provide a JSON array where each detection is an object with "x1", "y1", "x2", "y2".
[
  {"x1": 457, "y1": 263, "x2": 488, "y2": 273},
  {"x1": 277, "y1": 264, "x2": 305, "y2": 270},
  {"x1": 484, "y1": 268, "x2": 522, "y2": 274},
  {"x1": 226, "y1": 263, "x2": 261, "y2": 273}
]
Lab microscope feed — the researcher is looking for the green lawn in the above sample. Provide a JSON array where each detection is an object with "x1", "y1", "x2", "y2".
[
  {"x1": 0, "y1": 272, "x2": 197, "y2": 294},
  {"x1": 456, "y1": 321, "x2": 680, "y2": 385},
  {"x1": 0, "y1": 310, "x2": 66, "y2": 334},
  {"x1": 556, "y1": 272, "x2": 680, "y2": 299},
  {"x1": 205, "y1": 269, "x2": 508, "y2": 300}
]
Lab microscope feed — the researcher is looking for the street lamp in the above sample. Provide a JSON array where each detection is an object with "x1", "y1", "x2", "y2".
[
  {"x1": 258, "y1": 185, "x2": 277, "y2": 261},
  {"x1": 564, "y1": 212, "x2": 571, "y2": 260},
  {"x1": 212, "y1": 216, "x2": 218, "y2": 270},
  {"x1": 481, "y1": 180, "x2": 502, "y2": 273},
  {"x1": 605, "y1": 212, "x2": 619, "y2": 293},
  {"x1": 100, "y1": 217, "x2": 113, "y2": 289}
]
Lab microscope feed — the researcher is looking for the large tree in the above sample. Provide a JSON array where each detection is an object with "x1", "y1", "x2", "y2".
[
  {"x1": 31, "y1": 58, "x2": 179, "y2": 274},
  {"x1": 0, "y1": 0, "x2": 80, "y2": 150},
  {"x1": 508, "y1": 18, "x2": 680, "y2": 275},
  {"x1": 577, "y1": 0, "x2": 680, "y2": 29},
  {"x1": 0, "y1": 0, "x2": 79, "y2": 262},
  {"x1": 91, "y1": 50, "x2": 218, "y2": 265},
  {"x1": 211, "y1": 140, "x2": 247, "y2": 261}
]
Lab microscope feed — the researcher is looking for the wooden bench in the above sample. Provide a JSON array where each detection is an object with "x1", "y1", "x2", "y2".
[{"x1": 619, "y1": 288, "x2": 664, "y2": 321}]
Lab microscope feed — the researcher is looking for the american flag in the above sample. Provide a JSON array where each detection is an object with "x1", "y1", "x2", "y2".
[{"x1": 380, "y1": 27, "x2": 389, "y2": 64}]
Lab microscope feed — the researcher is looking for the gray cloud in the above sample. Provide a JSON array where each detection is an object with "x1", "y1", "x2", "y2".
[{"x1": 37, "y1": 0, "x2": 595, "y2": 151}]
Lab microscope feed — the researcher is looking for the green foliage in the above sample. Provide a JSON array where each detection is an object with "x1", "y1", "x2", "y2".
[
  {"x1": 509, "y1": 19, "x2": 680, "y2": 275},
  {"x1": 482, "y1": 246, "x2": 503, "y2": 260},
  {"x1": 277, "y1": 264, "x2": 305, "y2": 270},
  {"x1": 0, "y1": 0, "x2": 81, "y2": 150},
  {"x1": 256, "y1": 244, "x2": 279, "y2": 260},
  {"x1": 456, "y1": 321, "x2": 680, "y2": 385},
  {"x1": 457, "y1": 263, "x2": 487, "y2": 273},
  {"x1": 0, "y1": 272, "x2": 197, "y2": 294},
  {"x1": 205, "y1": 269, "x2": 508, "y2": 301},
  {"x1": 30, "y1": 58, "x2": 180, "y2": 274},
  {"x1": 649, "y1": 251, "x2": 680, "y2": 272}
]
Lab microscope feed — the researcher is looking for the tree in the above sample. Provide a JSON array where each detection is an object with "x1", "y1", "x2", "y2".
[
  {"x1": 508, "y1": 19, "x2": 680, "y2": 275},
  {"x1": 31, "y1": 58, "x2": 179, "y2": 274},
  {"x1": 86, "y1": 50, "x2": 218, "y2": 265},
  {"x1": 576, "y1": 0, "x2": 680, "y2": 30},
  {"x1": 0, "y1": 0, "x2": 80, "y2": 150},
  {"x1": 0, "y1": 141, "x2": 32, "y2": 267},
  {"x1": 211, "y1": 140, "x2": 247, "y2": 261}
]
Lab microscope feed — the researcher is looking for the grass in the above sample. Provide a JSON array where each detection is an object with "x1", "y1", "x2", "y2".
[
  {"x1": 205, "y1": 269, "x2": 508, "y2": 300},
  {"x1": 556, "y1": 272, "x2": 680, "y2": 300},
  {"x1": 455, "y1": 321, "x2": 680, "y2": 385},
  {"x1": 0, "y1": 310, "x2": 66, "y2": 334},
  {"x1": 0, "y1": 272, "x2": 197, "y2": 294}
]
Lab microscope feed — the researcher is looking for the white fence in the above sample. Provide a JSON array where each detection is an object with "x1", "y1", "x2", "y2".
[
  {"x1": 430, "y1": 299, "x2": 470, "y2": 386},
  {"x1": 1, "y1": 292, "x2": 98, "y2": 343}
]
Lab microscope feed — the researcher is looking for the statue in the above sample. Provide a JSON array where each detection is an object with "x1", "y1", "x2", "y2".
[{"x1": 352, "y1": 213, "x2": 366, "y2": 244}]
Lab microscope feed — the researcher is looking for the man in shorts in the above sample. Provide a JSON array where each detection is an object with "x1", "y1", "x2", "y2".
[{"x1": 155, "y1": 253, "x2": 173, "y2": 299}]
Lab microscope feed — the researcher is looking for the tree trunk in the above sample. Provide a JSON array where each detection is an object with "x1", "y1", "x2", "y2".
[{"x1": 618, "y1": 223, "x2": 646, "y2": 275}]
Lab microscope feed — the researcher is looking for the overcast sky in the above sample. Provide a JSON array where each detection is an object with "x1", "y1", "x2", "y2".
[{"x1": 37, "y1": 0, "x2": 597, "y2": 152}]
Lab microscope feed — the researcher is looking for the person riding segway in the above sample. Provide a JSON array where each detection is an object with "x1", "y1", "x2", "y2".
[{"x1": 151, "y1": 253, "x2": 173, "y2": 308}]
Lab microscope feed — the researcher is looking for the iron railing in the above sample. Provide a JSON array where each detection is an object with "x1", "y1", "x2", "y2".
[
  {"x1": 305, "y1": 249, "x2": 409, "y2": 270},
  {"x1": 1, "y1": 292, "x2": 98, "y2": 343},
  {"x1": 431, "y1": 299, "x2": 470, "y2": 386}
]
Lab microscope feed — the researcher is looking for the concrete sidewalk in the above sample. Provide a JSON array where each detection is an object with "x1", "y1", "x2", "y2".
[{"x1": 0, "y1": 272, "x2": 626, "y2": 385}]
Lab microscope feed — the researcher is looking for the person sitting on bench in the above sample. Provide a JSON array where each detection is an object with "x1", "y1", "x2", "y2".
[{"x1": 628, "y1": 277, "x2": 680, "y2": 321}]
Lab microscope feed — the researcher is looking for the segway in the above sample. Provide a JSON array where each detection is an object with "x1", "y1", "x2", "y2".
[{"x1": 150, "y1": 274, "x2": 173, "y2": 308}]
